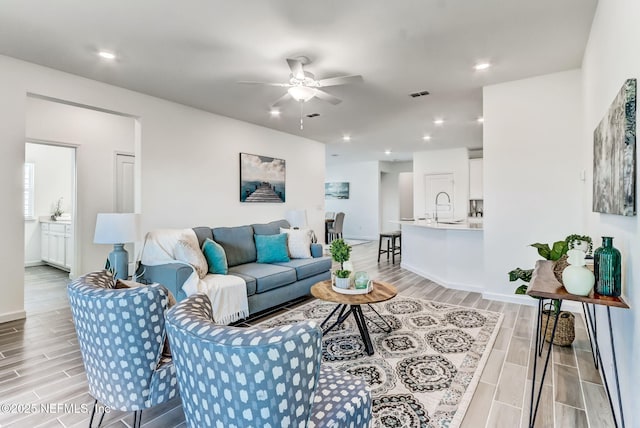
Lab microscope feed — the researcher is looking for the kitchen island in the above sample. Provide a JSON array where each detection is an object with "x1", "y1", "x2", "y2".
[{"x1": 394, "y1": 220, "x2": 484, "y2": 291}]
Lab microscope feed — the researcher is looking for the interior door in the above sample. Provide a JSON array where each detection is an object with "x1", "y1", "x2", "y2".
[
  {"x1": 116, "y1": 153, "x2": 135, "y2": 213},
  {"x1": 115, "y1": 153, "x2": 135, "y2": 267}
]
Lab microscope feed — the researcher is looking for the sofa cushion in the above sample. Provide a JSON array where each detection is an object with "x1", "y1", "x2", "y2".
[
  {"x1": 202, "y1": 238, "x2": 228, "y2": 275},
  {"x1": 193, "y1": 227, "x2": 214, "y2": 248},
  {"x1": 252, "y1": 219, "x2": 290, "y2": 236},
  {"x1": 274, "y1": 257, "x2": 332, "y2": 281},
  {"x1": 174, "y1": 233, "x2": 208, "y2": 279},
  {"x1": 255, "y1": 234, "x2": 290, "y2": 264},
  {"x1": 212, "y1": 225, "x2": 256, "y2": 267},
  {"x1": 228, "y1": 263, "x2": 297, "y2": 293},
  {"x1": 226, "y1": 272, "x2": 257, "y2": 297},
  {"x1": 280, "y1": 227, "x2": 312, "y2": 259}
]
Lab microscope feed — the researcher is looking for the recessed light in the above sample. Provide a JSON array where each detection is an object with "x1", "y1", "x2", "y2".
[
  {"x1": 384, "y1": 150, "x2": 391, "y2": 155},
  {"x1": 270, "y1": 109, "x2": 280, "y2": 117},
  {"x1": 423, "y1": 135, "x2": 432, "y2": 141},
  {"x1": 342, "y1": 135, "x2": 351, "y2": 142},
  {"x1": 433, "y1": 119, "x2": 444, "y2": 125},
  {"x1": 477, "y1": 116, "x2": 484, "y2": 123},
  {"x1": 98, "y1": 50, "x2": 116, "y2": 60},
  {"x1": 474, "y1": 62, "x2": 491, "y2": 71}
]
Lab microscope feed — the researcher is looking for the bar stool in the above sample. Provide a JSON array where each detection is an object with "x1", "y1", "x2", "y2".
[{"x1": 378, "y1": 231, "x2": 401, "y2": 263}]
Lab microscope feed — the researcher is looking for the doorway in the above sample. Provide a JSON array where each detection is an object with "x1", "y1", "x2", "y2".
[{"x1": 24, "y1": 142, "x2": 77, "y2": 276}]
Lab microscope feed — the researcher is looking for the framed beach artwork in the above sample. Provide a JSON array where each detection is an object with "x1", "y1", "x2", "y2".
[
  {"x1": 325, "y1": 182, "x2": 350, "y2": 199},
  {"x1": 593, "y1": 78, "x2": 637, "y2": 216},
  {"x1": 239, "y1": 153, "x2": 286, "y2": 203}
]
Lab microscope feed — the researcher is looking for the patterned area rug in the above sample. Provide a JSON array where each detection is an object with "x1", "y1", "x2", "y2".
[{"x1": 260, "y1": 296, "x2": 503, "y2": 428}]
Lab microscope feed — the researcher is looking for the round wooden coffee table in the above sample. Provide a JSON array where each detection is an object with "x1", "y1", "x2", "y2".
[{"x1": 310, "y1": 280, "x2": 397, "y2": 355}]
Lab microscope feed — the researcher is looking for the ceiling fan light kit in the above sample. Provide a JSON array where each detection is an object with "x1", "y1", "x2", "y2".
[
  {"x1": 288, "y1": 86, "x2": 316, "y2": 102},
  {"x1": 238, "y1": 56, "x2": 363, "y2": 130}
]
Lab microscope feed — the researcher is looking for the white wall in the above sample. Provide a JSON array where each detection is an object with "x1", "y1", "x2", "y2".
[
  {"x1": 325, "y1": 161, "x2": 380, "y2": 240},
  {"x1": 482, "y1": 70, "x2": 584, "y2": 300},
  {"x1": 582, "y1": 0, "x2": 640, "y2": 424},
  {"x1": 379, "y1": 161, "x2": 413, "y2": 232},
  {"x1": 24, "y1": 143, "x2": 74, "y2": 266},
  {"x1": 399, "y1": 172, "x2": 414, "y2": 219},
  {"x1": 26, "y1": 99, "x2": 136, "y2": 276},
  {"x1": 413, "y1": 148, "x2": 469, "y2": 220},
  {"x1": 0, "y1": 54, "x2": 326, "y2": 322},
  {"x1": 380, "y1": 172, "x2": 398, "y2": 232}
]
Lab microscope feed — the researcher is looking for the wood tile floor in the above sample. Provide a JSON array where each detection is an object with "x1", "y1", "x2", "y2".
[{"x1": 1, "y1": 245, "x2": 614, "y2": 427}]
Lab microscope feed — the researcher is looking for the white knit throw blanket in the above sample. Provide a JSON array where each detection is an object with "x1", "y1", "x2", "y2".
[{"x1": 141, "y1": 229, "x2": 249, "y2": 324}]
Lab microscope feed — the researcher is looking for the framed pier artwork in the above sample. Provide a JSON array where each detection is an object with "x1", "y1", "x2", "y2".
[{"x1": 240, "y1": 153, "x2": 286, "y2": 203}]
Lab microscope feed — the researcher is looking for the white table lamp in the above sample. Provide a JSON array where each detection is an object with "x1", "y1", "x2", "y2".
[
  {"x1": 94, "y1": 213, "x2": 139, "y2": 279},
  {"x1": 285, "y1": 209, "x2": 308, "y2": 229}
]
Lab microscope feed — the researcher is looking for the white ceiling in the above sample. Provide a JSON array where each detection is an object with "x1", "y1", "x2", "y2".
[{"x1": 0, "y1": 0, "x2": 597, "y2": 162}]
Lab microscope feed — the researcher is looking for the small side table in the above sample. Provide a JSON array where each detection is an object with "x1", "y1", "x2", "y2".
[
  {"x1": 310, "y1": 280, "x2": 397, "y2": 355},
  {"x1": 527, "y1": 260, "x2": 629, "y2": 428}
]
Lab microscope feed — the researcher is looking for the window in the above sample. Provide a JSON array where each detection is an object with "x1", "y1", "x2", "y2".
[{"x1": 24, "y1": 163, "x2": 35, "y2": 220}]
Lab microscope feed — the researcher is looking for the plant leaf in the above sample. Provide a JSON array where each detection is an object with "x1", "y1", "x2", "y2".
[
  {"x1": 549, "y1": 241, "x2": 569, "y2": 261},
  {"x1": 515, "y1": 284, "x2": 528, "y2": 295},
  {"x1": 508, "y1": 268, "x2": 533, "y2": 282},
  {"x1": 530, "y1": 243, "x2": 551, "y2": 259}
]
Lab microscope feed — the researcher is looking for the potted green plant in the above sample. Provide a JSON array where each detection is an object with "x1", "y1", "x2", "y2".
[
  {"x1": 508, "y1": 239, "x2": 575, "y2": 346},
  {"x1": 330, "y1": 239, "x2": 352, "y2": 289},
  {"x1": 565, "y1": 234, "x2": 593, "y2": 256}
]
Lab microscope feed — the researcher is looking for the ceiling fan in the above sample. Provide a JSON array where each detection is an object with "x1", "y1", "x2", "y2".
[{"x1": 238, "y1": 56, "x2": 363, "y2": 129}]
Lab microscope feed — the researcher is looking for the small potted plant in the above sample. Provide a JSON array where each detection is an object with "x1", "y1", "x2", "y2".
[
  {"x1": 508, "y1": 239, "x2": 575, "y2": 346},
  {"x1": 565, "y1": 234, "x2": 593, "y2": 257},
  {"x1": 330, "y1": 239, "x2": 352, "y2": 289},
  {"x1": 50, "y1": 197, "x2": 64, "y2": 221}
]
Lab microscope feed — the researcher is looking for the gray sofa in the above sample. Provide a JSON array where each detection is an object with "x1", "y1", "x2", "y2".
[{"x1": 141, "y1": 219, "x2": 331, "y2": 315}]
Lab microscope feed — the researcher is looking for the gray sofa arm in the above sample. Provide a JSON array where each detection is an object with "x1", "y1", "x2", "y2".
[
  {"x1": 141, "y1": 263, "x2": 192, "y2": 302},
  {"x1": 311, "y1": 243, "x2": 324, "y2": 258}
]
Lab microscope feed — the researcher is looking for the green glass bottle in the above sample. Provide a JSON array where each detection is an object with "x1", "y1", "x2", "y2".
[{"x1": 594, "y1": 236, "x2": 621, "y2": 297}]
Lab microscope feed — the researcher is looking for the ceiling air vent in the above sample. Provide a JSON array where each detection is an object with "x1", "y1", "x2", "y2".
[
  {"x1": 409, "y1": 90, "x2": 430, "y2": 98},
  {"x1": 306, "y1": 113, "x2": 320, "y2": 118}
]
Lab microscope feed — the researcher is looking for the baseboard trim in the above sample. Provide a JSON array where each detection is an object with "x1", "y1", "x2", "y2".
[
  {"x1": 401, "y1": 262, "x2": 484, "y2": 293},
  {"x1": 482, "y1": 292, "x2": 583, "y2": 312},
  {"x1": 399, "y1": 264, "x2": 584, "y2": 313},
  {"x1": 24, "y1": 261, "x2": 45, "y2": 268},
  {"x1": 343, "y1": 235, "x2": 377, "y2": 241},
  {"x1": 0, "y1": 310, "x2": 27, "y2": 323}
]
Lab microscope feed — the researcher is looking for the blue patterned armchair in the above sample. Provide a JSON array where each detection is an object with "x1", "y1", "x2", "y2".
[
  {"x1": 67, "y1": 270, "x2": 178, "y2": 428},
  {"x1": 165, "y1": 293, "x2": 372, "y2": 428}
]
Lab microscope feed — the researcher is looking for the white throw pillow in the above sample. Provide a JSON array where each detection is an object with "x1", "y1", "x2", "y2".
[
  {"x1": 280, "y1": 227, "x2": 312, "y2": 259},
  {"x1": 174, "y1": 231, "x2": 208, "y2": 279}
]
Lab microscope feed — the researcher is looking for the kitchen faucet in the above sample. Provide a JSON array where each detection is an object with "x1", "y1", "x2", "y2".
[{"x1": 434, "y1": 191, "x2": 451, "y2": 223}]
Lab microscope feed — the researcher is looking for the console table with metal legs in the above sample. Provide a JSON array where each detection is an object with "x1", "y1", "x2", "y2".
[{"x1": 527, "y1": 260, "x2": 629, "y2": 428}]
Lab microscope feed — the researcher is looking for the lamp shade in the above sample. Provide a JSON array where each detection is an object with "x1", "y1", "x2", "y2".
[
  {"x1": 94, "y1": 213, "x2": 139, "y2": 244},
  {"x1": 285, "y1": 209, "x2": 308, "y2": 229},
  {"x1": 287, "y1": 86, "x2": 316, "y2": 102}
]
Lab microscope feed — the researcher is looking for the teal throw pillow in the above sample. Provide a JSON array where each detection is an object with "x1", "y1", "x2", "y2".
[
  {"x1": 255, "y1": 233, "x2": 290, "y2": 264},
  {"x1": 202, "y1": 238, "x2": 228, "y2": 275}
]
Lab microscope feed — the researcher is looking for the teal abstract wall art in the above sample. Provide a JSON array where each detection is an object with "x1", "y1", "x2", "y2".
[{"x1": 593, "y1": 78, "x2": 636, "y2": 216}]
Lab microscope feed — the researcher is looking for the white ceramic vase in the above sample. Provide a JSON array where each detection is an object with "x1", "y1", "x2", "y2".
[{"x1": 562, "y1": 249, "x2": 595, "y2": 296}]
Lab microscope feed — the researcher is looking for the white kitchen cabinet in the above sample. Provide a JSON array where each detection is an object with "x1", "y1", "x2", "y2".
[
  {"x1": 469, "y1": 158, "x2": 483, "y2": 200},
  {"x1": 41, "y1": 221, "x2": 72, "y2": 271}
]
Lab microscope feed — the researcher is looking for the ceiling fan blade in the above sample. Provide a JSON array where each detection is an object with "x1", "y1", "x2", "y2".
[
  {"x1": 237, "y1": 81, "x2": 291, "y2": 87},
  {"x1": 314, "y1": 89, "x2": 342, "y2": 105},
  {"x1": 286, "y1": 58, "x2": 305, "y2": 79},
  {"x1": 271, "y1": 92, "x2": 293, "y2": 107},
  {"x1": 317, "y1": 74, "x2": 364, "y2": 87}
]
